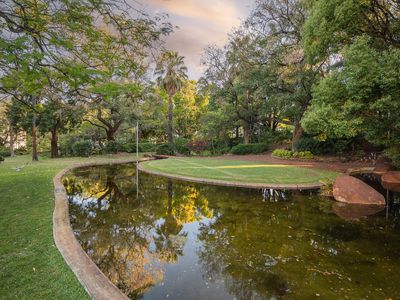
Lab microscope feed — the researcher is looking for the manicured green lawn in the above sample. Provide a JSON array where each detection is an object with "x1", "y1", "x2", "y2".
[
  {"x1": 141, "y1": 157, "x2": 339, "y2": 185},
  {"x1": 0, "y1": 154, "x2": 140, "y2": 299}
]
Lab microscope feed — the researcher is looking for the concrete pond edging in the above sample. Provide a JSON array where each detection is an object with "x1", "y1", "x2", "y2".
[{"x1": 53, "y1": 158, "x2": 151, "y2": 300}]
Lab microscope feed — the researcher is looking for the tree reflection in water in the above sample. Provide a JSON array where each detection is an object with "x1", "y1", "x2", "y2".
[{"x1": 65, "y1": 164, "x2": 400, "y2": 300}]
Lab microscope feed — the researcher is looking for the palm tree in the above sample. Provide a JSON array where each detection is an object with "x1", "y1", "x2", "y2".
[{"x1": 155, "y1": 51, "x2": 188, "y2": 146}]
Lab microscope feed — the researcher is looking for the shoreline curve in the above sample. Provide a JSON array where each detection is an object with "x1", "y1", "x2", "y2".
[{"x1": 53, "y1": 159, "x2": 149, "y2": 300}]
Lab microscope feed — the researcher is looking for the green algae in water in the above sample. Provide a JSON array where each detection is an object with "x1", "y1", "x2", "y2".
[{"x1": 64, "y1": 163, "x2": 400, "y2": 299}]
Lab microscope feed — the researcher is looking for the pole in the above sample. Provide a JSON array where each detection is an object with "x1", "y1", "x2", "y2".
[
  {"x1": 136, "y1": 120, "x2": 139, "y2": 199},
  {"x1": 136, "y1": 120, "x2": 139, "y2": 161}
]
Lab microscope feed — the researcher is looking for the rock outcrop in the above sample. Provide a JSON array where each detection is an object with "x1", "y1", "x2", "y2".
[
  {"x1": 381, "y1": 171, "x2": 400, "y2": 193},
  {"x1": 333, "y1": 175, "x2": 385, "y2": 205}
]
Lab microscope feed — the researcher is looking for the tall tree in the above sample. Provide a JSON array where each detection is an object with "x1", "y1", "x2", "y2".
[
  {"x1": 302, "y1": 0, "x2": 400, "y2": 165},
  {"x1": 155, "y1": 51, "x2": 188, "y2": 145}
]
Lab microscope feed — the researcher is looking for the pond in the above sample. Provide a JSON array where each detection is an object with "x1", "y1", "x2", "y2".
[{"x1": 64, "y1": 163, "x2": 400, "y2": 299}]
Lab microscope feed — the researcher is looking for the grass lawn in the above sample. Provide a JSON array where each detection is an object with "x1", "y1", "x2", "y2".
[
  {"x1": 0, "y1": 153, "x2": 140, "y2": 299},
  {"x1": 141, "y1": 157, "x2": 339, "y2": 185}
]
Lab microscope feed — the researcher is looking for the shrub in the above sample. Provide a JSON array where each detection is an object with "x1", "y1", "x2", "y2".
[
  {"x1": 295, "y1": 136, "x2": 322, "y2": 153},
  {"x1": 104, "y1": 140, "x2": 121, "y2": 154},
  {"x1": 272, "y1": 149, "x2": 293, "y2": 159},
  {"x1": 273, "y1": 149, "x2": 314, "y2": 160},
  {"x1": 122, "y1": 143, "x2": 135, "y2": 153},
  {"x1": 385, "y1": 146, "x2": 400, "y2": 168},
  {"x1": 293, "y1": 151, "x2": 314, "y2": 159},
  {"x1": 230, "y1": 143, "x2": 269, "y2": 155},
  {"x1": 14, "y1": 147, "x2": 28, "y2": 155},
  {"x1": 198, "y1": 150, "x2": 212, "y2": 156},
  {"x1": 0, "y1": 146, "x2": 11, "y2": 157},
  {"x1": 187, "y1": 140, "x2": 209, "y2": 153},
  {"x1": 72, "y1": 140, "x2": 92, "y2": 157},
  {"x1": 156, "y1": 144, "x2": 175, "y2": 155},
  {"x1": 60, "y1": 137, "x2": 78, "y2": 157},
  {"x1": 121, "y1": 142, "x2": 158, "y2": 153},
  {"x1": 295, "y1": 136, "x2": 352, "y2": 155},
  {"x1": 139, "y1": 143, "x2": 158, "y2": 153},
  {"x1": 0, "y1": 155, "x2": 4, "y2": 163},
  {"x1": 174, "y1": 137, "x2": 190, "y2": 155}
]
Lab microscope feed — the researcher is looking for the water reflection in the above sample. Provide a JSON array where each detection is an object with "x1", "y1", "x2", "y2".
[
  {"x1": 332, "y1": 203, "x2": 385, "y2": 220},
  {"x1": 65, "y1": 164, "x2": 400, "y2": 299}
]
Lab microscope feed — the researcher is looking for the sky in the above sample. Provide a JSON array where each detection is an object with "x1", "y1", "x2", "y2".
[{"x1": 137, "y1": 0, "x2": 255, "y2": 79}]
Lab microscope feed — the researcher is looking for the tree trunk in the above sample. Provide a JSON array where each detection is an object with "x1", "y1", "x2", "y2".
[
  {"x1": 50, "y1": 128, "x2": 58, "y2": 158},
  {"x1": 167, "y1": 94, "x2": 174, "y2": 145},
  {"x1": 106, "y1": 129, "x2": 116, "y2": 141},
  {"x1": 292, "y1": 123, "x2": 304, "y2": 151},
  {"x1": 243, "y1": 90, "x2": 251, "y2": 144},
  {"x1": 9, "y1": 123, "x2": 15, "y2": 157},
  {"x1": 31, "y1": 114, "x2": 38, "y2": 161},
  {"x1": 243, "y1": 123, "x2": 251, "y2": 144}
]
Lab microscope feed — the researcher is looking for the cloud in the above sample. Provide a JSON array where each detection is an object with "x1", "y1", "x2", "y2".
[
  {"x1": 137, "y1": 0, "x2": 254, "y2": 79},
  {"x1": 145, "y1": 0, "x2": 242, "y2": 30}
]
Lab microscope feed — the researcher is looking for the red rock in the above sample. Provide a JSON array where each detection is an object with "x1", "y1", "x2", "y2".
[
  {"x1": 333, "y1": 175, "x2": 385, "y2": 205},
  {"x1": 381, "y1": 171, "x2": 400, "y2": 193},
  {"x1": 332, "y1": 202, "x2": 384, "y2": 220}
]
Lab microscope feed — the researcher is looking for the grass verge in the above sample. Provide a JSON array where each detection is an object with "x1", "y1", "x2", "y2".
[
  {"x1": 141, "y1": 157, "x2": 339, "y2": 185},
  {"x1": 0, "y1": 154, "x2": 140, "y2": 299}
]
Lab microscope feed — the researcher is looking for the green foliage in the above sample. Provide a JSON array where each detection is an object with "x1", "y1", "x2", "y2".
[
  {"x1": 231, "y1": 143, "x2": 269, "y2": 155},
  {"x1": 174, "y1": 137, "x2": 190, "y2": 155},
  {"x1": 0, "y1": 155, "x2": 4, "y2": 163},
  {"x1": 302, "y1": 36, "x2": 400, "y2": 164},
  {"x1": 295, "y1": 136, "x2": 351, "y2": 155},
  {"x1": 272, "y1": 149, "x2": 293, "y2": 159},
  {"x1": 0, "y1": 146, "x2": 11, "y2": 158},
  {"x1": 293, "y1": 151, "x2": 314, "y2": 160},
  {"x1": 121, "y1": 143, "x2": 134, "y2": 153},
  {"x1": 139, "y1": 143, "x2": 158, "y2": 153},
  {"x1": 104, "y1": 141, "x2": 121, "y2": 154},
  {"x1": 122, "y1": 142, "x2": 158, "y2": 153},
  {"x1": 14, "y1": 147, "x2": 28, "y2": 155},
  {"x1": 72, "y1": 140, "x2": 92, "y2": 157},
  {"x1": 385, "y1": 147, "x2": 400, "y2": 169},
  {"x1": 273, "y1": 149, "x2": 314, "y2": 160},
  {"x1": 156, "y1": 144, "x2": 175, "y2": 156}
]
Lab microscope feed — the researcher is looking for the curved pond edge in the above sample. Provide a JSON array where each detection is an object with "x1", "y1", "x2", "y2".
[
  {"x1": 53, "y1": 159, "x2": 151, "y2": 300},
  {"x1": 138, "y1": 161, "x2": 327, "y2": 190}
]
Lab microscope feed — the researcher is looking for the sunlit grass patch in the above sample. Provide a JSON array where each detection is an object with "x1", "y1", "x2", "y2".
[{"x1": 141, "y1": 158, "x2": 339, "y2": 185}]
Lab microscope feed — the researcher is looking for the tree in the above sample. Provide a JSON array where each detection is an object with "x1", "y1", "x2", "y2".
[
  {"x1": 302, "y1": 0, "x2": 400, "y2": 165},
  {"x1": 303, "y1": 0, "x2": 400, "y2": 64},
  {"x1": 84, "y1": 83, "x2": 143, "y2": 142},
  {"x1": 201, "y1": 0, "x2": 317, "y2": 149},
  {"x1": 38, "y1": 98, "x2": 83, "y2": 158},
  {"x1": 302, "y1": 36, "x2": 400, "y2": 165},
  {"x1": 0, "y1": 0, "x2": 172, "y2": 160},
  {"x1": 155, "y1": 51, "x2": 188, "y2": 146},
  {"x1": 173, "y1": 80, "x2": 208, "y2": 139}
]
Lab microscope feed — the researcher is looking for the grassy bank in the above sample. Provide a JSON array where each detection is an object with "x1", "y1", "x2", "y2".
[
  {"x1": 141, "y1": 157, "x2": 339, "y2": 185},
  {"x1": 0, "y1": 154, "x2": 140, "y2": 299}
]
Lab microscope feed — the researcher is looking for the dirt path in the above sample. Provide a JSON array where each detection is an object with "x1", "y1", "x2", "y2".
[{"x1": 209, "y1": 153, "x2": 390, "y2": 173}]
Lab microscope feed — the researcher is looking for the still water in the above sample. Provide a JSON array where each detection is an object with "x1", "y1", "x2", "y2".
[{"x1": 64, "y1": 163, "x2": 400, "y2": 299}]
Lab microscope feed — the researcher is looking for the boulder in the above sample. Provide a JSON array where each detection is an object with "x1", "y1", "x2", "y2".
[
  {"x1": 381, "y1": 171, "x2": 400, "y2": 193},
  {"x1": 333, "y1": 175, "x2": 385, "y2": 205},
  {"x1": 332, "y1": 202, "x2": 384, "y2": 220}
]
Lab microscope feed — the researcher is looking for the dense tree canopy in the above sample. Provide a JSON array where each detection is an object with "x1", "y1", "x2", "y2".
[{"x1": 0, "y1": 0, "x2": 399, "y2": 166}]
